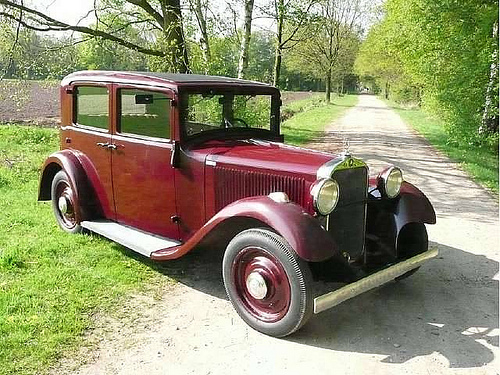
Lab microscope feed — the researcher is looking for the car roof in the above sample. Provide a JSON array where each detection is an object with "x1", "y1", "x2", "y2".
[{"x1": 61, "y1": 71, "x2": 275, "y2": 91}]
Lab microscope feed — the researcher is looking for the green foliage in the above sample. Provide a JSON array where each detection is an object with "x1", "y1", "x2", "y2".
[
  {"x1": 390, "y1": 103, "x2": 499, "y2": 193},
  {"x1": 0, "y1": 124, "x2": 169, "y2": 375},
  {"x1": 188, "y1": 35, "x2": 239, "y2": 77},
  {"x1": 356, "y1": 0, "x2": 499, "y2": 148},
  {"x1": 0, "y1": 23, "x2": 79, "y2": 79}
]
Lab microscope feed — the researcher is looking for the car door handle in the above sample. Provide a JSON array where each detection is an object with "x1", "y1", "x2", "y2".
[
  {"x1": 96, "y1": 142, "x2": 109, "y2": 148},
  {"x1": 107, "y1": 144, "x2": 117, "y2": 150}
]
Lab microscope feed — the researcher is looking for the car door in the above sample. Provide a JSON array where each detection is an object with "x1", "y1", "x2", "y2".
[
  {"x1": 66, "y1": 84, "x2": 115, "y2": 218},
  {"x1": 111, "y1": 85, "x2": 179, "y2": 239}
]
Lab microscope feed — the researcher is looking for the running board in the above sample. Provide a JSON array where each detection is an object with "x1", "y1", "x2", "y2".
[{"x1": 81, "y1": 220, "x2": 180, "y2": 258}]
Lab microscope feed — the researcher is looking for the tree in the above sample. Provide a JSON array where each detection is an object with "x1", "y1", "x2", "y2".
[
  {"x1": 357, "y1": 0, "x2": 498, "y2": 145},
  {"x1": 237, "y1": 0, "x2": 254, "y2": 79},
  {"x1": 187, "y1": 0, "x2": 210, "y2": 72},
  {"x1": 268, "y1": 0, "x2": 316, "y2": 87},
  {"x1": 286, "y1": 0, "x2": 362, "y2": 102},
  {"x1": 0, "y1": 0, "x2": 189, "y2": 73}
]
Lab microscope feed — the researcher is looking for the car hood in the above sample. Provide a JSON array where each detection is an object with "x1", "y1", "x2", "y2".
[{"x1": 191, "y1": 139, "x2": 339, "y2": 179}]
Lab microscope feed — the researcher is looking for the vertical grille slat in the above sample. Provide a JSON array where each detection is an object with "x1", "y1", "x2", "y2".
[
  {"x1": 215, "y1": 167, "x2": 305, "y2": 211},
  {"x1": 328, "y1": 167, "x2": 368, "y2": 260}
]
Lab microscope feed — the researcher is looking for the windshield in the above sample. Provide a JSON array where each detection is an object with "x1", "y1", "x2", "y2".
[{"x1": 181, "y1": 93, "x2": 274, "y2": 138}]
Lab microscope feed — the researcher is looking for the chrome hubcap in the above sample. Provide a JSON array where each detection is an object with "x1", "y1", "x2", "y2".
[
  {"x1": 58, "y1": 196, "x2": 68, "y2": 214},
  {"x1": 246, "y1": 272, "x2": 268, "y2": 300}
]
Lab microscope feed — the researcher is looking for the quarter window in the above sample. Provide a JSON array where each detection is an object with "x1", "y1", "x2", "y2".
[
  {"x1": 119, "y1": 89, "x2": 171, "y2": 139},
  {"x1": 75, "y1": 86, "x2": 109, "y2": 130}
]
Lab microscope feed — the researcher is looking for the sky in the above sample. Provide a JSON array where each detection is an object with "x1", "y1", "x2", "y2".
[{"x1": 30, "y1": 0, "x2": 96, "y2": 25}]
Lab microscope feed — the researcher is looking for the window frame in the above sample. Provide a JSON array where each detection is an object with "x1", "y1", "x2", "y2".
[
  {"x1": 116, "y1": 85, "x2": 174, "y2": 142},
  {"x1": 178, "y1": 87, "x2": 282, "y2": 143},
  {"x1": 72, "y1": 84, "x2": 111, "y2": 133}
]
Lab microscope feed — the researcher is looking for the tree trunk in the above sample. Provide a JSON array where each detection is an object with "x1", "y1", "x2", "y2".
[
  {"x1": 237, "y1": 0, "x2": 254, "y2": 79},
  {"x1": 161, "y1": 0, "x2": 189, "y2": 73},
  {"x1": 385, "y1": 81, "x2": 389, "y2": 99},
  {"x1": 272, "y1": 0, "x2": 284, "y2": 87},
  {"x1": 480, "y1": 21, "x2": 499, "y2": 134},
  {"x1": 193, "y1": 0, "x2": 210, "y2": 72},
  {"x1": 325, "y1": 68, "x2": 332, "y2": 103}
]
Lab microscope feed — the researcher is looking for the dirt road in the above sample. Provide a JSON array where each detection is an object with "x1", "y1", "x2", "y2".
[{"x1": 62, "y1": 95, "x2": 498, "y2": 375}]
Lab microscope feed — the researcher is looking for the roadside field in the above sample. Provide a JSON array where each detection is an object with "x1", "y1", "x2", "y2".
[
  {"x1": 282, "y1": 94, "x2": 359, "y2": 145},
  {"x1": 0, "y1": 80, "x2": 59, "y2": 126}
]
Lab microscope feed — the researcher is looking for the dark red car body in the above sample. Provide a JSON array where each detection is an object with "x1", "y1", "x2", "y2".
[{"x1": 39, "y1": 71, "x2": 437, "y2": 337}]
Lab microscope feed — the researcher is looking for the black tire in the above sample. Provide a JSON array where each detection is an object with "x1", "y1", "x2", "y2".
[
  {"x1": 222, "y1": 228, "x2": 313, "y2": 337},
  {"x1": 395, "y1": 223, "x2": 428, "y2": 281},
  {"x1": 51, "y1": 170, "x2": 82, "y2": 234}
]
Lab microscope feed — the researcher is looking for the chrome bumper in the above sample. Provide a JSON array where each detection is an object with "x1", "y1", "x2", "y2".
[{"x1": 313, "y1": 248, "x2": 439, "y2": 314}]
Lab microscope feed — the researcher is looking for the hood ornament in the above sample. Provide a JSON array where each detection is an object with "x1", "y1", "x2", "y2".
[{"x1": 342, "y1": 137, "x2": 351, "y2": 158}]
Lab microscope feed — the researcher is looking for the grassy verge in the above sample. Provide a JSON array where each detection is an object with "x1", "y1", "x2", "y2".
[
  {"x1": 389, "y1": 104, "x2": 499, "y2": 194},
  {"x1": 0, "y1": 124, "x2": 167, "y2": 375},
  {"x1": 282, "y1": 94, "x2": 358, "y2": 145}
]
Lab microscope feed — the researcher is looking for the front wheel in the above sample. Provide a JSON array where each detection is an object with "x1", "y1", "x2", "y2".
[
  {"x1": 222, "y1": 228, "x2": 313, "y2": 337},
  {"x1": 51, "y1": 170, "x2": 82, "y2": 234}
]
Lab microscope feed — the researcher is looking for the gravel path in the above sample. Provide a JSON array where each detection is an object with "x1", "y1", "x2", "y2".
[{"x1": 59, "y1": 95, "x2": 498, "y2": 375}]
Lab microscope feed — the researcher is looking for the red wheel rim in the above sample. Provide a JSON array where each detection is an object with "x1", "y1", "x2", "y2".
[
  {"x1": 232, "y1": 246, "x2": 291, "y2": 323},
  {"x1": 55, "y1": 181, "x2": 77, "y2": 229}
]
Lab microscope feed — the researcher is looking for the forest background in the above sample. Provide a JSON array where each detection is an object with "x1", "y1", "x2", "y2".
[{"x1": 0, "y1": 0, "x2": 498, "y2": 151}]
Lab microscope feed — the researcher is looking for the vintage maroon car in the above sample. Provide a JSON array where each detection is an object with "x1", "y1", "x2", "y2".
[{"x1": 39, "y1": 71, "x2": 437, "y2": 337}]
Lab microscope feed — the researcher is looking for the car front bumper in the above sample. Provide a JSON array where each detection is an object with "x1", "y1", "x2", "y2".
[{"x1": 313, "y1": 248, "x2": 439, "y2": 314}]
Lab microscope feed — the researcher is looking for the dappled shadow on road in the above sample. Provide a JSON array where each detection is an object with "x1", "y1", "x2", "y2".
[
  {"x1": 114, "y1": 239, "x2": 498, "y2": 369},
  {"x1": 308, "y1": 129, "x2": 498, "y2": 225},
  {"x1": 290, "y1": 242, "x2": 499, "y2": 368}
]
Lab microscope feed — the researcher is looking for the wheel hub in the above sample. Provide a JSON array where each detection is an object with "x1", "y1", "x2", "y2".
[
  {"x1": 58, "y1": 196, "x2": 68, "y2": 214},
  {"x1": 246, "y1": 272, "x2": 268, "y2": 300}
]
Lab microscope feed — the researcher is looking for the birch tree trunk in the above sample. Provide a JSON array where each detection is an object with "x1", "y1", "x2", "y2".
[
  {"x1": 480, "y1": 21, "x2": 499, "y2": 134},
  {"x1": 237, "y1": 0, "x2": 255, "y2": 79}
]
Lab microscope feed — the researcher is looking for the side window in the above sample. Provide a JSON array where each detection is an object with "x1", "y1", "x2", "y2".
[
  {"x1": 75, "y1": 86, "x2": 109, "y2": 130},
  {"x1": 119, "y1": 89, "x2": 171, "y2": 139}
]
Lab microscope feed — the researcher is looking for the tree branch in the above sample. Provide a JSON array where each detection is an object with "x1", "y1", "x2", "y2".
[{"x1": 0, "y1": 0, "x2": 166, "y2": 57}]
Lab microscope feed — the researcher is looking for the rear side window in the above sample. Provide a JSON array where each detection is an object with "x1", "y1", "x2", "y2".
[
  {"x1": 75, "y1": 86, "x2": 109, "y2": 130},
  {"x1": 119, "y1": 89, "x2": 171, "y2": 139}
]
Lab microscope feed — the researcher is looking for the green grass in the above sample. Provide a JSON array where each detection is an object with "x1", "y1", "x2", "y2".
[
  {"x1": 389, "y1": 105, "x2": 499, "y2": 194},
  {"x1": 281, "y1": 94, "x2": 358, "y2": 145},
  {"x1": 0, "y1": 124, "x2": 168, "y2": 375}
]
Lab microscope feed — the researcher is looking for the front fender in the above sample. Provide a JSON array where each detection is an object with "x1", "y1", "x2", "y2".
[
  {"x1": 38, "y1": 149, "x2": 105, "y2": 220},
  {"x1": 395, "y1": 181, "x2": 436, "y2": 232},
  {"x1": 151, "y1": 196, "x2": 340, "y2": 262}
]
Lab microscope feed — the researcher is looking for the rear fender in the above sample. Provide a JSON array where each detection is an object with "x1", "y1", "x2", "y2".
[
  {"x1": 151, "y1": 196, "x2": 340, "y2": 262},
  {"x1": 38, "y1": 150, "x2": 106, "y2": 220}
]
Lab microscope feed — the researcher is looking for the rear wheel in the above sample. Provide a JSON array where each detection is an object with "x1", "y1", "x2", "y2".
[
  {"x1": 222, "y1": 228, "x2": 313, "y2": 337},
  {"x1": 51, "y1": 170, "x2": 82, "y2": 234}
]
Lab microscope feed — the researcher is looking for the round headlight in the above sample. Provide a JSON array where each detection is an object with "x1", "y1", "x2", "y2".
[
  {"x1": 311, "y1": 178, "x2": 340, "y2": 215},
  {"x1": 381, "y1": 166, "x2": 403, "y2": 198}
]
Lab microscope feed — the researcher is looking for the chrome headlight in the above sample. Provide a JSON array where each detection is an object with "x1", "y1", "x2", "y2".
[
  {"x1": 378, "y1": 166, "x2": 403, "y2": 198},
  {"x1": 311, "y1": 178, "x2": 340, "y2": 215}
]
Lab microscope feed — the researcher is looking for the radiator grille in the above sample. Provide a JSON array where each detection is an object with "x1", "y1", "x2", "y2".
[
  {"x1": 328, "y1": 167, "x2": 368, "y2": 261},
  {"x1": 214, "y1": 167, "x2": 305, "y2": 211}
]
